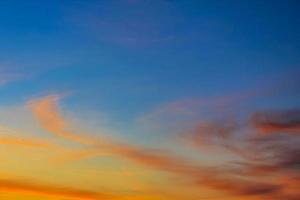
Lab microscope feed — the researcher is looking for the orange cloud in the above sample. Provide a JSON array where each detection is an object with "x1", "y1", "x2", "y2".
[
  {"x1": 0, "y1": 136, "x2": 65, "y2": 152},
  {"x1": 178, "y1": 107, "x2": 300, "y2": 198},
  {"x1": 63, "y1": 139, "x2": 288, "y2": 199},
  {"x1": 251, "y1": 109, "x2": 300, "y2": 134},
  {"x1": 0, "y1": 178, "x2": 114, "y2": 200},
  {"x1": 195, "y1": 175, "x2": 282, "y2": 197},
  {"x1": 112, "y1": 144, "x2": 199, "y2": 174},
  {"x1": 54, "y1": 148, "x2": 111, "y2": 163},
  {"x1": 27, "y1": 95, "x2": 300, "y2": 200},
  {"x1": 181, "y1": 120, "x2": 238, "y2": 150},
  {"x1": 28, "y1": 95, "x2": 200, "y2": 175},
  {"x1": 28, "y1": 94, "x2": 96, "y2": 145}
]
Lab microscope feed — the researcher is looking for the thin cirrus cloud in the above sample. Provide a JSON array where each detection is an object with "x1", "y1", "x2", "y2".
[
  {"x1": 28, "y1": 94, "x2": 97, "y2": 145},
  {"x1": 251, "y1": 109, "x2": 300, "y2": 134},
  {"x1": 137, "y1": 87, "x2": 269, "y2": 132},
  {"x1": 179, "y1": 106, "x2": 300, "y2": 199},
  {"x1": 0, "y1": 125, "x2": 67, "y2": 154},
  {"x1": 1, "y1": 93, "x2": 298, "y2": 199},
  {"x1": 0, "y1": 70, "x2": 23, "y2": 86},
  {"x1": 1, "y1": 90, "x2": 295, "y2": 199},
  {"x1": 28, "y1": 94, "x2": 202, "y2": 174},
  {"x1": 0, "y1": 136, "x2": 62, "y2": 151},
  {"x1": 138, "y1": 70, "x2": 300, "y2": 135},
  {"x1": 26, "y1": 94, "x2": 300, "y2": 199},
  {"x1": 0, "y1": 178, "x2": 114, "y2": 200}
]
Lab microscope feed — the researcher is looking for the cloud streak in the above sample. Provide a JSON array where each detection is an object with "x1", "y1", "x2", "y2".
[
  {"x1": 0, "y1": 178, "x2": 114, "y2": 200},
  {"x1": 24, "y1": 94, "x2": 300, "y2": 199},
  {"x1": 179, "y1": 106, "x2": 300, "y2": 198},
  {"x1": 0, "y1": 70, "x2": 23, "y2": 86},
  {"x1": 28, "y1": 94, "x2": 96, "y2": 145},
  {"x1": 251, "y1": 109, "x2": 300, "y2": 134},
  {"x1": 0, "y1": 136, "x2": 64, "y2": 151}
]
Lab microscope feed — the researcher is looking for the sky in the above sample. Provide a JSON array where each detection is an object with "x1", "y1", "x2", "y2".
[{"x1": 0, "y1": 0, "x2": 299, "y2": 199}]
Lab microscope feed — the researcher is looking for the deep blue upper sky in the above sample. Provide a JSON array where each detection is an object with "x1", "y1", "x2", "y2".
[{"x1": 0, "y1": 0, "x2": 299, "y2": 123}]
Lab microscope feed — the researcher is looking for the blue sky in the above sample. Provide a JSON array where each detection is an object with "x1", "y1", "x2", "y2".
[{"x1": 1, "y1": 2, "x2": 299, "y2": 90}]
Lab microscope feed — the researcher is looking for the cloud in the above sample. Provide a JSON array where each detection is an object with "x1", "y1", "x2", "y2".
[
  {"x1": 0, "y1": 178, "x2": 114, "y2": 200},
  {"x1": 195, "y1": 175, "x2": 282, "y2": 196},
  {"x1": 27, "y1": 95, "x2": 300, "y2": 199},
  {"x1": 0, "y1": 70, "x2": 23, "y2": 86},
  {"x1": 113, "y1": 144, "x2": 200, "y2": 175},
  {"x1": 0, "y1": 125, "x2": 67, "y2": 154},
  {"x1": 0, "y1": 136, "x2": 64, "y2": 151},
  {"x1": 137, "y1": 89, "x2": 263, "y2": 133},
  {"x1": 54, "y1": 148, "x2": 111, "y2": 163},
  {"x1": 28, "y1": 94, "x2": 96, "y2": 145},
  {"x1": 28, "y1": 95, "x2": 202, "y2": 175},
  {"x1": 251, "y1": 109, "x2": 300, "y2": 134},
  {"x1": 178, "y1": 106, "x2": 300, "y2": 198},
  {"x1": 114, "y1": 143, "x2": 286, "y2": 198},
  {"x1": 235, "y1": 134, "x2": 300, "y2": 177},
  {"x1": 181, "y1": 120, "x2": 238, "y2": 150}
]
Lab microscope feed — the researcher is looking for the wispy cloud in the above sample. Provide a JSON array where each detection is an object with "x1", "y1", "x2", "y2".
[
  {"x1": 179, "y1": 107, "x2": 300, "y2": 198},
  {"x1": 251, "y1": 109, "x2": 300, "y2": 134},
  {"x1": 0, "y1": 125, "x2": 67, "y2": 154},
  {"x1": 0, "y1": 70, "x2": 23, "y2": 86},
  {"x1": 0, "y1": 93, "x2": 289, "y2": 199},
  {"x1": 0, "y1": 136, "x2": 63, "y2": 151},
  {"x1": 29, "y1": 95, "x2": 201, "y2": 174},
  {"x1": 0, "y1": 178, "x2": 114, "y2": 200},
  {"x1": 28, "y1": 94, "x2": 96, "y2": 145},
  {"x1": 27, "y1": 94, "x2": 300, "y2": 199}
]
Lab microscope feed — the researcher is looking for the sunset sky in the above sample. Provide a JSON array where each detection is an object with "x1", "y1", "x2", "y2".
[{"x1": 0, "y1": 0, "x2": 300, "y2": 200}]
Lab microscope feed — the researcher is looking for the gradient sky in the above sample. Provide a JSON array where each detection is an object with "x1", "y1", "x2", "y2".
[{"x1": 0, "y1": 0, "x2": 300, "y2": 200}]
